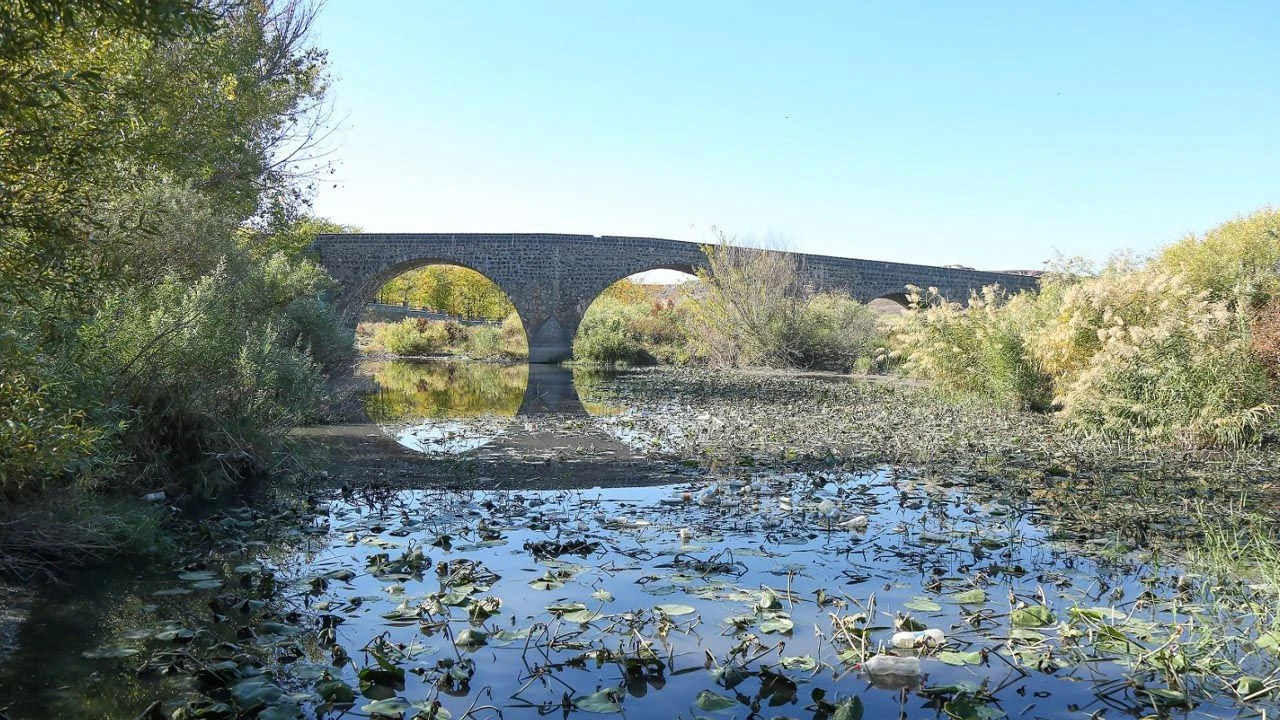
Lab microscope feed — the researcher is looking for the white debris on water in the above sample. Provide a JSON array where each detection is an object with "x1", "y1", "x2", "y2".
[{"x1": 392, "y1": 420, "x2": 503, "y2": 456}]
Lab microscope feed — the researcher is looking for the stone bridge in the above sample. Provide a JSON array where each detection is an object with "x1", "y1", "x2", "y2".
[{"x1": 313, "y1": 233, "x2": 1038, "y2": 363}]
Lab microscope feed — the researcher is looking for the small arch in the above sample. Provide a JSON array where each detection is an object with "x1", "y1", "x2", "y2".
[
  {"x1": 868, "y1": 292, "x2": 911, "y2": 314},
  {"x1": 354, "y1": 261, "x2": 528, "y2": 360}
]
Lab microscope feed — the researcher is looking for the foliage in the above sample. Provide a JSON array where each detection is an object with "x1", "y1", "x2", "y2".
[
  {"x1": 1038, "y1": 266, "x2": 1272, "y2": 446},
  {"x1": 375, "y1": 265, "x2": 514, "y2": 320},
  {"x1": 1250, "y1": 299, "x2": 1280, "y2": 379},
  {"x1": 574, "y1": 294, "x2": 657, "y2": 366},
  {"x1": 895, "y1": 285, "x2": 1052, "y2": 410},
  {"x1": 373, "y1": 319, "x2": 449, "y2": 357},
  {"x1": 361, "y1": 315, "x2": 527, "y2": 360},
  {"x1": 692, "y1": 240, "x2": 883, "y2": 372},
  {"x1": 1153, "y1": 207, "x2": 1280, "y2": 308},
  {"x1": 893, "y1": 209, "x2": 1280, "y2": 446},
  {"x1": 574, "y1": 282, "x2": 696, "y2": 366},
  {"x1": 0, "y1": 0, "x2": 348, "y2": 506},
  {"x1": 788, "y1": 292, "x2": 884, "y2": 373}
]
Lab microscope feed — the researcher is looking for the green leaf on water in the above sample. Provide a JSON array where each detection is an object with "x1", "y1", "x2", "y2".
[
  {"x1": 759, "y1": 613, "x2": 794, "y2": 634},
  {"x1": 561, "y1": 608, "x2": 604, "y2": 624},
  {"x1": 943, "y1": 696, "x2": 1005, "y2": 720},
  {"x1": 315, "y1": 679, "x2": 356, "y2": 703},
  {"x1": 1010, "y1": 606, "x2": 1056, "y2": 628},
  {"x1": 81, "y1": 645, "x2": 139, "y2": 659},
  {"x1": 780, "y1": 655, "x2": 817, "y2": 671},
  {"x1": 230, "y1": 677, "x2": 285, "y2": 709},
  {"x1": 454, "y1": 629, "x2": 487, "y2": 648},
  {"x1": 1257, "y1": 629, "x2": 1280, "y2": 653},
  {"x1": 694, "y1": 689, "x2": 738, "y2": 711},
  {"x1": 574, "y1": 687, "x2": 624, "y2": 714},
  {"x1": 949, "y1": 589, "x2": 987, "y2": 605},
  {"x1": 1237, "y1": 676, "x2": 1267, "y2": 697},
  {"x1": 362, "y1": 698, "x2": 451, "y2": 719},
  {"x1": 1067, "y1": 606, "x2": 1125, "y2": 621},
  {"x1": 937, "y1": 650, "x2": 983, "y2": 666},
  {"x1": 904, "y1": 597, "x2": 942, "y2": 613},
  {"x1": 1145, "y1": 688, "x2": 1188, "y2": 707},
  {"x1": 711, "y1": 664, "x2": 749, "y2": 689},
  {"x1": 258, "y1": 702, "x2": 303, "y2": 720},
  {"x1": 154, "y1": 627, "x2": 195, "y2": 642}
]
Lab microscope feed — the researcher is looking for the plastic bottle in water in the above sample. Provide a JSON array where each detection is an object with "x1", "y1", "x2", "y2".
[
  {"x1": 890, "y1": 628, "x2": 945, "y2": 648},
  {"x1": 863, "y1": 654, "x2": 922, "y2": 677}
]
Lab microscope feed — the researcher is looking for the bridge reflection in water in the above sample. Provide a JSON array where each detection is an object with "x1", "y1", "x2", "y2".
[{"x1": 361, "y1": 359, "x2": 608, "y2": 423}]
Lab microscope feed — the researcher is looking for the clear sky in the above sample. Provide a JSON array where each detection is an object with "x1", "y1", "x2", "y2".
[{"x1": 309, "y1": 1, "x2": 1279, "y2": 271}]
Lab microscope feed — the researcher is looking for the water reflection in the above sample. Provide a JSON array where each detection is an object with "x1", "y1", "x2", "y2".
[
  {"x1": 362, "y1": 361, "x2": 631, "y2": 457},
  {"x1": 361, "y1": 360, "x2": 529, "y2": 421},
  {"x1": 362, "y1": 361, "x2": 626, "y2": 423}
]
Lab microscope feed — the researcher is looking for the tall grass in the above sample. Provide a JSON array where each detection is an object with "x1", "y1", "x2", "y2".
[{"x1": 893, "y1": 208, "x2": 1280, "y2": 447}]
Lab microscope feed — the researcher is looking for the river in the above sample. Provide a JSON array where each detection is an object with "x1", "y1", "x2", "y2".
[{"x1": 0, "y1": 360, "x2": 1275, "y2": 719}]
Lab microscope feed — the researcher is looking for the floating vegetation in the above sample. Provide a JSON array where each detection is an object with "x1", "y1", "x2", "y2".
[
  {"x1": 7, "y1": 366, "x2": 1280, "y2": 719},
  {"x1": 7, "y1": 466, "x2": 1279, "y2": 718}
]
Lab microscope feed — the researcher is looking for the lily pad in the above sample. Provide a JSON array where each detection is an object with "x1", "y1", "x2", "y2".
[
  {"x1": 950, "y1": 589, "x2": 987, "y2": 605},
  {"x1": 1010, "y1": 606, "x2": 1056, "y2": 628},
  {"x1": 694, "y1": 689, "x2": 738, "y2": 712},
  {"x1": 654, "y1": 603, "x2": 696, "y2": 616},
  {"x1": 574, "y1": 687, "x2": 624, "y2": 714},
  {"x1": 937, "y1": 650, "x2": 983, "y2": 666},
  {"x1": 904, "y1": 597, "x2": 942, "y2": 613}
]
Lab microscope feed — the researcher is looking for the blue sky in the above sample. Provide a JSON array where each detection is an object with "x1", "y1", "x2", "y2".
[{"x1": 310, "y1": 1, "x2": 1278, "y2": 271}]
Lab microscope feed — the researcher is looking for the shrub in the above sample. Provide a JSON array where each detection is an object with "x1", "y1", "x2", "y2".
[
  {"x1": 69, "y1": 256, "x2": 335, "y2": 493},
  {"x1": 790, "y1": 292, "x2": 883, "y2": 372},
  {"x1": 1251, "y1": 299, "x2": 1280, "y2": 379},
  {"x1": 500, "y1": 313, "x2": 526, "y2": 351},
  {"x1": 892, "y1": 241, "x2": 1280, "y2": 446},
  {"x1": 1043, "y1": 266, "x2": 1274, "y2": 446},
  {"x1": 374, "y1": 318, "x2": 447, "y2": 356},
  {"x1": 1153, "y1": 207, "x2": 1280, "y2": 307},
  {"x1": 574, "y1": 296, "x2": 654, "y2": 365},
  {"x1": 895, "y1": 285, "x2": 1053, "y2": 410},
  {"x1": 575, "y1": 322, "x2": 652, "y2": 365},
  {"x1": 691, "y1": 240, "x2": 882, "y2": 371}
]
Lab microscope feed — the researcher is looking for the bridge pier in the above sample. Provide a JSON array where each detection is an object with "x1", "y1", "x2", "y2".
[{"x1": 527, "y1": 330, "x2": 574, "y2": 364}]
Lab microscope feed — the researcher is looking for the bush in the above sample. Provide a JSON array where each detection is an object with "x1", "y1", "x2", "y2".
[
  {"x1": 1251, "y1": 299, "x2": 1280, "y2": 379},
  {"x1": 691, "y1": 241, "x2": 885, "y2": 371},
  {"x1": 1040, "y1": 266, "x2": 1274, "y2": 446},
  {"x1": 892, "y1": 225, "x2": 1280, "y2": 447},
  {"x1": 574, "y1": 296, "x2": 654, "y2": 365},
  {"x1": 575, "y1": 323, "x2": 652, "y2": 365},
  {"x1": 895, "y1": 285, "x2": 1053, "y2": 410},
  {"x1": 374, "y1": 318, "x2": 448, "y2": 356},
  {"x1": 72, "y1": 256, "x2": 335, "y2": 493},
  {"x1": 790, "y1": 293, "x2": 883, "y2": 372},
  {"x1": 1153, "y1": 207, "x2": 1280, "y2": 307}
]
